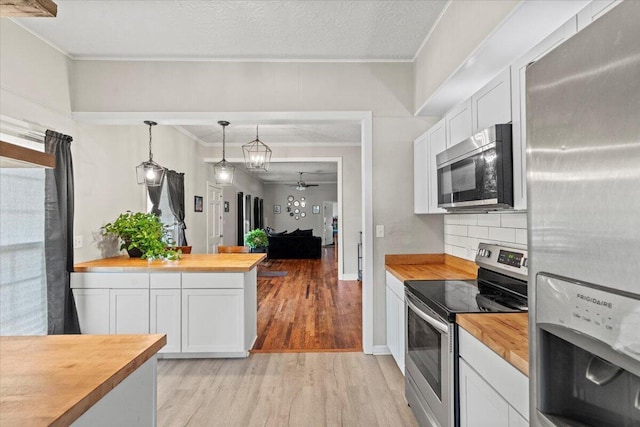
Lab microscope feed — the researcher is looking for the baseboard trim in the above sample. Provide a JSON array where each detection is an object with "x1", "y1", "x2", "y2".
[
  {"x1": 372, "y1": 345, "x2": 391, "y2": 355},
  {"x1": 340, "y1": 273, "x2": 359, "y2": 281}
]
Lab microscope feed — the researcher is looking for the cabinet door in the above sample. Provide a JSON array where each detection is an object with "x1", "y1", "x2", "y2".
[
  {"x1": 445, "y1": 98, "x2": 473, "y2": 148},
  {"x1": 109, "y1": 289, "x2": 150, "y2": 334},
  {"x1": 427, "y1": 118, "x2": 447, "y2": 214},
  {"x1": 459, "y1": 359, "x2": 510, "y2": 427},
  {"x1": 577, "y1": 0, "x2": 620, "y2": 30},
  {"x1": 73, "y1": 289, "x2": 109, "y2": 334},
  {"x1": 385, "y1": 286, "x2": 399, "y2": 365},
  {"x1": 181, "y1": 288, "x2": 244, "y2": 353},
  {"x1": 510, "y1": 18, "x2": 577, "y2": 210},
  {"x1": 396, "y1": 291, "x2": 405, "y2": 374},
  {"x1": 150, "y1": 289, "x2": 181, "y2": 353},
  {"x1": 413, "y1": 132, "x2": 429, "y2": 214},
  {"x1": 471, "y1": 67, "x2": 511, "y2": 133}
]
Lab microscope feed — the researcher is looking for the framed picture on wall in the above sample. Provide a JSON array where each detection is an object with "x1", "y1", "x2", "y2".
[
  {"x1": 312, "y1": 205, "x2": 320, "y2": 214},
  {"x1": 194, "y1": 196, "x2": 203, "y2": 212},
  {"x1": 274, "y1": 205, "x2": 281, "y2": 214}
]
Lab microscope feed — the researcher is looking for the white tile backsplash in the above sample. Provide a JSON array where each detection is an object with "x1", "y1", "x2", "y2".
[
  {"x1": 444, "y1": 212, "x2": 527, "y2": 261},
  {"x1": 500, "y1": 212, "x2": 527, "y2": 228},
  {"x1": 477, "y1": 213, "x2": 501, "y2": 227}
]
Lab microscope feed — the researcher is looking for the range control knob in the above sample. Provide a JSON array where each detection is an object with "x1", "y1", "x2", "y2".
[
  {"x1": 478, "y1": 249, "x2": 492, "y2": 257},
  {"x1": 523, "y1": 258, "x2": 528, "y2": 267}
]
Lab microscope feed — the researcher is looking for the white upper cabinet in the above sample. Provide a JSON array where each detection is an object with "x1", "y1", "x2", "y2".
[
  {"x1": 577, "y1": 0, "x2": 620, "y2": 31},
  {"x1": 445, "y1": 98, "x2": 473, "y2": 148},
  {"x1": 427, "y1": 118, "x2": 447, "y2": 214},
  {"x1": 413, "y1": 132, "x2": 429, "y2": 214},
  {"x1": 471, "y1": 67, "x2": 512, "y2": 133},
  {"x1": 414, "y1": 118, "x2": 447, "y2": 215},
  {"x1": 510, "y1": 18, "x2": 578, "y2": 210}
]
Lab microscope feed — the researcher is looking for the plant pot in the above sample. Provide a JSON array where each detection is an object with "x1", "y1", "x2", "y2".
[
  {"x1": 250, "y1": 247, "x2": 267, "y2": 253},
  {"x1": 126, "y1": 246, "x2": 143, "y2": 258}
]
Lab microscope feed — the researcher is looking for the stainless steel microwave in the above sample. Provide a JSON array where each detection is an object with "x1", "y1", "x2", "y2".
[{"x1": 436, "y1": 124, "x2": 513, "y2": 211}]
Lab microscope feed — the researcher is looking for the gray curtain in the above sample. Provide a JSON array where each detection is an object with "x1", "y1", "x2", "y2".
[
  {"x1": 45, "y1": 130, "x2": 80, "y2": 334},
  {"x1": 147, "y1": 174, "x2": 164, "y2": 217},
  {"x1": 165, "y1": 170, "x2": 187, "y2": 246}
]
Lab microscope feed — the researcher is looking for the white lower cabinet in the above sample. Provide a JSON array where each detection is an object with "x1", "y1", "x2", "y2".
[
  {"x1": 458, "y1": 328, "x2": 528, "y2": 427},
  {"x1": 109, "y1": 288, "x2": 150, "y2": 334},
  {"x1": 181, "y1": 288, "x2": 244, "y2": 353},
  {"x1": 385, "y1": 272, "x2": 405, "y2": 373},
  {"x1": 150, "y1": 289, "x2": 181, "y2": 353},
  {"x1": 73, "y1": 288, "x2": 110, "y2": 334}
]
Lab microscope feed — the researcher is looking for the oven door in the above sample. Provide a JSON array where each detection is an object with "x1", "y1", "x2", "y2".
[{"x1": 405, "y1": 291, "x2": 454, "y2": 427}]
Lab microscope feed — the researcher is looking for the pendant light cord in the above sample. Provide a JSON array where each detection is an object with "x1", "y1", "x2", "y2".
[
  {"x1": 148, "y1": 122, "x2": 154, "y2": 161},
  {"x1": 221, "y1": 124, "x2": 226, "y2": 160}
]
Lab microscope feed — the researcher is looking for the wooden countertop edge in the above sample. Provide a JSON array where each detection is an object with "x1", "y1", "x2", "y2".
[
  {"x1": 385, "y1": 253, "x2": 445, "y2": 266},
  {"x1": 52, "y1": 334, "x2": 167, "y2": 427},
  {"x1": 456, "y1": 314, "x2": 529, "y2": 376},
  {"x1": 384, "y1": 254, "x2": 477, "y2": 282},
  {"x1": 74, "y1": 254, "x2": 266, "y2": 273}
]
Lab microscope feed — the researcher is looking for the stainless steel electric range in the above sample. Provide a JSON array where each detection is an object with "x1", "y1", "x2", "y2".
[{"x1": 404, "y1": 242, "x2": 528, "y2": 427}]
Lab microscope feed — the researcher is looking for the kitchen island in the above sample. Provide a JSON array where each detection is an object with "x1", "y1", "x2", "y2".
[
  {"x1": 0, "y1": 334, "x2": 165, "y2": 426},
  {"x1": 72, "y1": 253, "x2": 266, "y2": 358}
]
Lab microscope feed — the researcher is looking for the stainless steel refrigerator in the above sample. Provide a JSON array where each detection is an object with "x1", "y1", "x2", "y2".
[{"x1": 527, "y1": 1, "x2": 640, "y2": 426}]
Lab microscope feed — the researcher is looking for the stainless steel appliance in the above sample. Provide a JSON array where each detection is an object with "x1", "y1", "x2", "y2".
[
  {"x1": 527, "y1": 2, "x2": 640, "y2": 426},
  {"x1": 405, "y1": 243, "x2": 528, "y2": 427},
  {"x1": 436, "y1": 124, "x2": 513, "y2": 211}
]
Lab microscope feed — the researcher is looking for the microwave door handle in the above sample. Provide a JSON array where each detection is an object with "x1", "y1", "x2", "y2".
[
  {"x1": 406, "y1": 298, "x2": 449, "y2": 334},
  {"x1": 635, "y1": 387, "x2": 640, "y2": 411}
]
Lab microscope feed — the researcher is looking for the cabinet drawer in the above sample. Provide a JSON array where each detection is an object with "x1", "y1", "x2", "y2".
[
  {"x1": 150, "y1": 273, "x2": 181, "y2": 289},
  {"x1": 459, "y1": 328, "x2": 529, "y2": 420},
  {"x1": 71, "y1": 272, "x2": 149, "y2": 289},
  {"x1": 181, "y1": 272, "x2": 244, "y2": 289}
]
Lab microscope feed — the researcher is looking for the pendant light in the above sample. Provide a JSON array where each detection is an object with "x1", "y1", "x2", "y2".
[
  {"x1": 136, "y1": 120, "x2": 165, "y2": 187},
  {"x1": 242, "y1": 125, "x2": 272, "y2": 171},
  {"x1": 213, "y1": 120, "x2": 235, "y2": 185}
]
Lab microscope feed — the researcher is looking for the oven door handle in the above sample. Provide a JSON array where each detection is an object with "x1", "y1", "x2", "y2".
[{"x1": 406, "y1": 298, "x2": 449, "y2": 334}]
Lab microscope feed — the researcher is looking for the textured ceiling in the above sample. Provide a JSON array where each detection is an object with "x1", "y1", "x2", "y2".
[{"x1": 15, "y1": 0, "x2": 448, "y2": 60}]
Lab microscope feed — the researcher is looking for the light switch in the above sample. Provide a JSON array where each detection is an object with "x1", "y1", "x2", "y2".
[
  {"x1": 376, "y1": 225, "x2": 385, "y2": 238},
  {"x1": 73, "y1": 235, "x2": 83, "y2": 249}
]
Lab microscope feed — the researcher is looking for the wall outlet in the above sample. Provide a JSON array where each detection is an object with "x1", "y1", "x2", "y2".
[
  {"x1": 73, "y1": 235, "x2": 83, "y2": 249},
  {"x1": 376, "y1": 225, "x2": 385, "y2": 238}
]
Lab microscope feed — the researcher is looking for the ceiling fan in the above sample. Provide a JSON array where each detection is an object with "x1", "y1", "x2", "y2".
[{"x1": 291, "y1": 172, "x2": 319, "y2": 191}]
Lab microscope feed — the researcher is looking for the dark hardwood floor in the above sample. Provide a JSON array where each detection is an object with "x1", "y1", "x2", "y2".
[{"x1": 253, "y1": 245, "x2": 362, "y2": 352}]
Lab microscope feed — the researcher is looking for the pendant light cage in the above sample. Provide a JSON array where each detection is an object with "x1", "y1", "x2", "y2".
[
  {"x1": 242, "y1": 126, "x2": 272, "y2": 171},
  {"x1": 214, "y1": 120, "x2": 235, "y2": 186},
  {"x1": 136, "y1": 120, "x2": 165, "y2": 187}
]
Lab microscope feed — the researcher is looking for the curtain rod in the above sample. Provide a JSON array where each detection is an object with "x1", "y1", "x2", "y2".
[{"x1": 0, "y1": 115, "x2": 50, "y2": 144}]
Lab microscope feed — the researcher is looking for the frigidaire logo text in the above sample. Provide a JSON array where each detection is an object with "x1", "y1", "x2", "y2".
[{"x1": 577, "y1": 293, "x2": 612, "y2": 309}]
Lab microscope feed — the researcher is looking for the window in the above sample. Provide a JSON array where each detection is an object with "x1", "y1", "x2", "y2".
[
  {"x1": 0, "y1": 168, "x2": 47, "y2": 335},
  {"x1": 146, "y1": 180, "x2": 177, "y2": 244}
]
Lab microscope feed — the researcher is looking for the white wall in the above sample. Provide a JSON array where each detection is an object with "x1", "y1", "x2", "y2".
[
  {"x1": 73, "y1": 124, "x2": 208, "y2": 261},
  {"x1": 444, "y1": 212, "x2": 527, "y2": 261},
  {"x1": 413, "y1": 0, "x2": 520, "y2": 112},
  {"x1": 263, "y1": 183, "x2": 337, "y2": 238}
]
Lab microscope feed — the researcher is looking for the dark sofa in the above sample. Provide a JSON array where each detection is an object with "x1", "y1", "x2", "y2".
[{"x1": 266, "y1": 228, "x2": 322, "y2": 259}]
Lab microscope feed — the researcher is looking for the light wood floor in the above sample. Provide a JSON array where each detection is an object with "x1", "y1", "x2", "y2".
[
  {"x1": 157, "y1": 352, "x2": 418, "y2": 427},
  {"x1": 253, "y1": 246, "x2": 362, "y2": 352}
]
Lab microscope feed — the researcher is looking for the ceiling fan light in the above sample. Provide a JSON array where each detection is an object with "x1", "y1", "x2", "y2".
[{"x1": 242, "y1": 126, "x2": 272, "y2": 171}]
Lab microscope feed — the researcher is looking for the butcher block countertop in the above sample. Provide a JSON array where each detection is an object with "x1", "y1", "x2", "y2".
[
  {"x1": 74, "y1": 253, "x2": 266, "y2": 273},
  {"x1": 457, "y1": 313, "x2": 529, "y2": 376},
  {"x1": 0, "y1": 334, "x2": 166, "y2": 427},
  {"x1": 385, "y1": 253, "x2": 477, "y2": 281}
]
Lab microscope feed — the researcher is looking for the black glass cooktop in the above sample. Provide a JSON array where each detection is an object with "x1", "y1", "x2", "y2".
[{"x1": 405, "y1": 269, "x2": 528, "y2": 322}]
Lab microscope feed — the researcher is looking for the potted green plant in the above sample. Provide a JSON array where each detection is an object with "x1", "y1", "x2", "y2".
[
  {"x1": 244, "y1": 228, "x2": 268, "y2": 253},
  {"x1": 101, "y1": 211, "x2": 181, "y2": 260}
]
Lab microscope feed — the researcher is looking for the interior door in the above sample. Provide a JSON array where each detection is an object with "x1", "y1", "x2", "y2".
[{"x1": 207, "y1": 182, "x2": 223, "y2": 253}]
